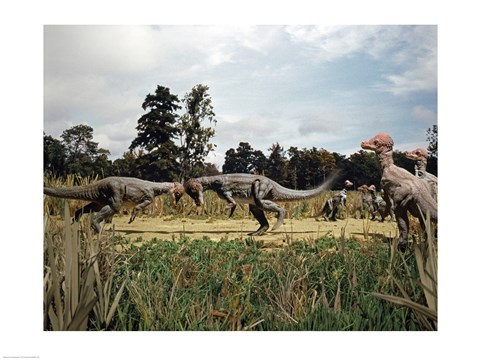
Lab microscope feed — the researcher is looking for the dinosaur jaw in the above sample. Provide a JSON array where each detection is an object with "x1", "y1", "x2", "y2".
[{"x1": 360, "y1": 140, "x2": 377, "y2": 152}]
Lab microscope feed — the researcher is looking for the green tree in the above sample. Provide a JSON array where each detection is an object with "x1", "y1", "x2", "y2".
[
  {"x1": 426, "y1": 125, "x2": 438, "y2": 158},
  {"x1": 44, "y1": 133, "x2": 66, "y2": 176},
  {"x1": 426, "y1": 125, "x2": 438, "y2": 176},
  {"x1": 265, "y1": 143, "x2": 289, "y2": 186},
  {"x1": 393, "y1": 150, "x2": 414, "y2": 174},
  {"x1": 129, "y1": 85, "x2": 181, "y2": 181},
  {"x1": 178, "y1": 84, "x2": 217, "y2": 180},
  {"x1": 347, "y1": 150, "x2": 382, "y2": 188},
  {"x1": 222, "y1": 142, "x2": 267, "y2": 174},
  {"x1": 60, "y1": 124, "x2": 110, "y2": 177}
]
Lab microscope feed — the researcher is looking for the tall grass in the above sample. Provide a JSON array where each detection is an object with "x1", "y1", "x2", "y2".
[
  {"x1": 43, "y1": 206, "x2": 126, "y2": 330},
  {"x1": 373, "y1": 210, "x2": 437, "y2": 330}
]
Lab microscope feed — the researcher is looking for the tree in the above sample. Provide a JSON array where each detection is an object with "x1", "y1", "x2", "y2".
[
  {"x1": 129, "y1": 85, "x2": 181, "y2": 181},
  {"x1": 317, "y1": 148, "x2": 336, "y2": 183},
  {"x1": 285, "y1": 147, "x2": 336, "y2": 189},
  {"x1": 44, "y1": 133, "x2": 66, "y2": 176},
  {"x1": 265, "y1": 143, "x2": 289, "y2": 186},
  {"x1": 393, "y1": 150, "x2": 414, "y2": 174},
  {"x1": 222, "y1": 142, "x2": 267, "y2": 174},
  {"x1": 178, "y1": 84, "x2": 217, "y2": 180},
  {"x1": 60, "y1": 124, "x2": 109, "y2": 177},
  {"x1": 426, "y1": 125, "x2": 438, "y2": 158},
  {"x1": 347, "y1": 150, "x2": 382, "y2": 188},
  {"x1": 426, "y1": 125, "x2": 438, "y2": 176}
]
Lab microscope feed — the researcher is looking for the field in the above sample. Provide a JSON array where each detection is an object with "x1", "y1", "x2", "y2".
[{"x1": 43, "y1": 177, "x2": 437, "y2": 331}]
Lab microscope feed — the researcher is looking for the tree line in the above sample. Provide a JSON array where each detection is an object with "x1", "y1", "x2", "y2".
[{"x1": 44, "y1": 84, "x2": 438, "y2": 190}]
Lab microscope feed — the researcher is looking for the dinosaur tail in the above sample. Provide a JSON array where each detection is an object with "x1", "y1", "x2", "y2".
[
  {"x1": 43, "y1": 185, "x2": 100, "y2": 201},
  {"x1": 271, "y1": 170, "x2": 340, "y2": 201}
]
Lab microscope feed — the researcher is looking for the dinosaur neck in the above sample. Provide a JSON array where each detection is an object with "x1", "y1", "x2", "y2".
[
  {"x1": 151, "y1": 182, "x2": 175, "y2": 196},
  {"x1": 196, "y1": 176, "x2": 222, "y2": 190},
  {"x1": 377, "y1": 149, "x2": 394, "y2": 169}
]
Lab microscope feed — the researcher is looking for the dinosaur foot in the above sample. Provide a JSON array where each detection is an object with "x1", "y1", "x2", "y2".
[
  {"x1": 248, "y1": 227, "x2": 269, "y2": 236},
  {"x1": 398, "y1": 240, "x2": 407, "y2": 252},
  {"x1": 270, "y1": 220, "x2": 284, "y2": 231}
]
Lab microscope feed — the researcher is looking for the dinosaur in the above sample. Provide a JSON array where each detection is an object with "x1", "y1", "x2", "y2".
[
  {"x1": 367, "y1": 185, "x2": 394, "y2": 222},
  {"x1": 44, "y1": 176, "x2": 184, "y2": 233},
  {"x1": 361, "y1": 132, "x2": 437, "y2": 251},
  {"x1": 357, "y1": 184, "x2": 374, "y2": 219},
  {"x1": 184, "y1": 172, "x2": 337, "y2": 236},
  {"x1": 317, "y1": 180, "x2": 353, "y2": 221},
  {"x1": 404, "y1": 147, "x2": 438, "y2": 199}
]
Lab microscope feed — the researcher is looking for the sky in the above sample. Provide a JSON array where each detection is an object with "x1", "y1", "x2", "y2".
[{"x1": 44, "y1": 25, "x2": 437, "y2": 169}]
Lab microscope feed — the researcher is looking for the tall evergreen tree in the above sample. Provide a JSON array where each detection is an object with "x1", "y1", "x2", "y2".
[{"x1": 129, "y1": 85, "x2": 181, "y2": 181}]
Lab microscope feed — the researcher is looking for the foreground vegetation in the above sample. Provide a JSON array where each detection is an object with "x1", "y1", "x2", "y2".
[{"x1": 44, "y1": 213, "x2": 436, "y2": 331}]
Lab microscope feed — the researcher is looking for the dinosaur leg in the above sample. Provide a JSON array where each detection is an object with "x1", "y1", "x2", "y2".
[
  {"x1": 220, "y1": 192, "x2": 237, "y2": 217},
  {"x1": 129, "y1": 198, "x2": 153, "y2": 224},
  {"x1": 331, "y1": 204, "x2": 339, "y2": 221},
  {"x1": 251, "y1": 180, "x2": 285, "y2": 231},
  {"x1": 395, "y1": 207, "x2": 409, "y2": 252},
  {"x1": 320, "y1": 199, "x2": 333, "y2": 221},
  {"x1": 92, "y1": 205, "x2": 118, "y2": 233},
  {"x1": 74, "y1": 202, "x2": 103, "y2": 222},
  {"x1": 248, "y1": 205, "x2": 269, "y2": 236}
]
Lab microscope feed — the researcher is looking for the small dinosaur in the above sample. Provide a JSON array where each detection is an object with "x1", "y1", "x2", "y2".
[
  {"x1": 44, "y1": 176, "x2": 184, "y2": 233},
  {"x1": 317, "y1": 180, "x2": 353, "y2": 221},
  {"x1": 361, "y1": 132, "x2": 437, "y2": 251},
  {"x1": 367, "y1": 185, "x2": 394, "y2": 222},
  {"x1": 404, "y1": 147, "x2": 438, "y2": 199},
  {"x1": 184, "y1": 172, "x2": 337, "y2": 236},
  {"x1": 357, "y1": 184, "x2": 374, "y2": 219}
]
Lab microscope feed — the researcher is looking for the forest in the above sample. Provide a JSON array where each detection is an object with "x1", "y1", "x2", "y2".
[{"x1": 43, "y1": 83, "x2": 438, "y2": 189}]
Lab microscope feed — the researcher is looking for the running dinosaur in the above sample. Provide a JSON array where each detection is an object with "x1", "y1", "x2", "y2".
[
  {"x1": 404, "y1": 147, "x2": 438, "y2": 199},
  {"x1": 184, "y1": 173, "x2": 337, "y2": 236},
  {"x1": 361, "y1": 132, "x2": 437, "y2": 251},
  {"x1": 44, "y1": 177, "x2": 184, "y2": 233}
]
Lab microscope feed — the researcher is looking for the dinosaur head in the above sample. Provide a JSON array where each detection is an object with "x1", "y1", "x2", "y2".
[
  {"x1": 405, "y1": 148, "x2": 428, "y2": 162},
  {"x1": 361, "y1": 132, "x2": 394, "y2": 154},
  {"x1": 184, "y1": 178, "x2": 204, "y2": 206},
  {"x1": 170, "y1": 182, "x2": 185, "y2": 208},
  {"x1": 357, "y1": 184, "x2": 369, "y2": 192},
  {"x1": 344, "y1": 180, "x2": 353, "y2": 188}
]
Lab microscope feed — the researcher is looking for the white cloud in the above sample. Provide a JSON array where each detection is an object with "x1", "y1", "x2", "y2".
[{"x1": 285, "y1": 25, "x2": 437, "y2": 96}]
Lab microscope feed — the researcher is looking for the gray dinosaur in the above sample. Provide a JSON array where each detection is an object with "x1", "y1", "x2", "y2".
[
  {"x1": 44, "y1": 176, "x2": 184, "y2": 233},
  {"x1": 184, "y1": 173, "x2": 337, "y2": 236},
  {"x1": 361, "y1": 132, "x2": 437, "y2": 251}
]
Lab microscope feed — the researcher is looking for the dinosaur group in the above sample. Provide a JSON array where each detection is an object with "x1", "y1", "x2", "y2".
[{"x1": 44, "y1": 131, "x2": 437, "y2": 251}]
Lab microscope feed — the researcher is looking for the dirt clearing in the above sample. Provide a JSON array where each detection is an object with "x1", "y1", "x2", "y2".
[{"x1": 105, "y1": 214, "x2": 399, "y2": 247}]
